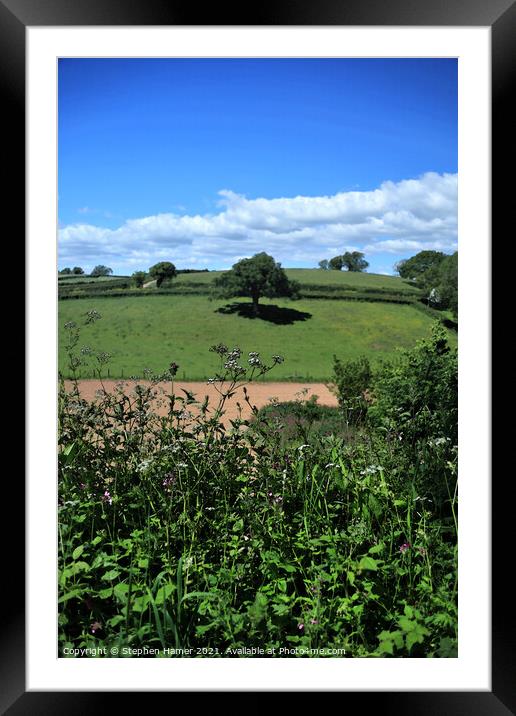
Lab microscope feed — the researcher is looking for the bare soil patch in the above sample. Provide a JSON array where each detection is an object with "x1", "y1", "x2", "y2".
[{"x1": 67, "y1": 380, "x2": 338, "y2": 423}]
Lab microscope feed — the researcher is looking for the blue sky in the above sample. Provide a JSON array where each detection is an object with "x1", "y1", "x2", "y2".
[{"x1": 58, "y1": 58, "x2": 457, "y2": 275}]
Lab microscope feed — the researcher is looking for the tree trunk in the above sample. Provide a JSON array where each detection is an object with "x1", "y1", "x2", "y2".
[{"x1": 252, "y1": 294, "x2": 260, "y2": 316}]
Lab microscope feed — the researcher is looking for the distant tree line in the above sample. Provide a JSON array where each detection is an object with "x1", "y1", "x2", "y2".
[
  {"x1": 59, "y1": 265, "x2": 113, "y2": 277},
  {"x1": 318, "y1": 251, "x2": 369, "y2": 272}
]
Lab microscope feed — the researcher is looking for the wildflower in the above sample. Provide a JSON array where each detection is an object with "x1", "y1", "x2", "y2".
[
  {"x1": 85, "y1": 309, "x2": 102, "y2": 323},
  {"x1": 399, "y1": 542, "x2": 411, "y2": 553},
  {"x1": 183, "y1": 556, "x2": 194, "y2": 571},
  {"x1": 298, "y1": 623, "x2": 304, "y2": 631},
  {"x1": 272, "y1": 355, "x2": 284, "y2": 364},
  {"x1": 90, "y1": 621, "x2": 102, "y2": 634},
  {"x1": 162, "y1": 473, "x2": 176, "y2": 492},
  {"x1": 101, "y1": 490, "x2": 112, "y2": 505}
]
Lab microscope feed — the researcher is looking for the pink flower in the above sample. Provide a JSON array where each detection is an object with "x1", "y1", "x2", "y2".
[
  {"x1": 298, "y1": 623, "x2": 304, "y2": 631},
  {"x1": 399, "y1": 542, "x2": 411, "y2": 553},
  {"x1": 101, "y1": 490, "x2": 112, "y2": 505}
]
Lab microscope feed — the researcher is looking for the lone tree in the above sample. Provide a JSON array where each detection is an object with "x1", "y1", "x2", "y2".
[
  {"x1": 328, "y1": 252, "x2": 369, "y2": 272},
  {"x1": 149, "y1": 261, "x2": 177, "y2": 288},
  {"x1": 318, "y1": 259, "x2": 329, "y2": 270},
  {"x1": 91, "y1": 265, "x2": 113, "y2": 277},
  {"x1": 215, "y1": 252, "x2": 299, "y2": 316},
  {"x1": 72, "y1": 266, "x2": 84, "y2": 275},
  {"x1": 59, "y1": 267, "x2": 72, "y2": 275},
  {"x1": 132, "y1": 271, "x2": 147, "y2": 288},
  {"x1": 341, "y1": 251, "x2": 369, "y2": 272}
]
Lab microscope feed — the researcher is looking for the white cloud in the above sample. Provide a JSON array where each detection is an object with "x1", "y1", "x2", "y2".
[{"x1": 59, "y1": 172, "x2": 457, "y2": 271}]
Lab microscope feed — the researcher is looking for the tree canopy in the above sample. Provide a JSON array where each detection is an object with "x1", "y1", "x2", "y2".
[
  {"x1": 91, "y1": 265, "x2": 113, "y2": 277},
  {"x1": 342, "y1": 251, "x2": 369, "y2": 272},
  {"x1": 328, "y1": 251, "x2": 369, "y2": 272},
  {"x1": 214, "y1": 252, "x2": 299, "y2": 315},
  {"x1": 396, "y1": 250, "x2": 457, "y2": 319},
  {"x1": 395, "y1": 251, "x2": 446, "y2": 282},
  {"x1": 132, "y1": 271, "x2": 147, "y2": 288},
  {"x1": 149, "y1": 261, "x2": 177, "y2": 288},
  {"x1": 328, "y1": 255, "x2": 344, "y2": 270}
]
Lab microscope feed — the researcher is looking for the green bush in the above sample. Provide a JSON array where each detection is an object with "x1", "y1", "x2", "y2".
[
  {"x1": 331, "y1": 355, "x2": 372, "y2": 425},
  {"x1": 368, "y1": 324, "x2": 458, "y2": 510},
  {"x1": 251, "y1": 396, "x2": 351, "y2": 447}
]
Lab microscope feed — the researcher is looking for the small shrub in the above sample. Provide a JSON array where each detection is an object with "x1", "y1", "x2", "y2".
[{"x1": 331, "y1": 355, "x2": 372, "y2": 425}]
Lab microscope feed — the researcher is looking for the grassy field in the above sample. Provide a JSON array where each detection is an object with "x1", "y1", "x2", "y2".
[
  {"x1": 171, "y1": 269, "x2": 419, "y2": 292},
  {"x1": 59, "y1": 294, "x2": 455, "y2": 380},
  {"x1": 58, "y1": 275, "x2": 129, "y2": 283}
]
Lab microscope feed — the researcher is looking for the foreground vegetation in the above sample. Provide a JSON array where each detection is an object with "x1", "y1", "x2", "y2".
[
  {"x1": 59, "y1": 315, "x2": 457, "y2": 657},
  {"x1": 58, "y1": 295, "x2": 455, "y2": 380}
]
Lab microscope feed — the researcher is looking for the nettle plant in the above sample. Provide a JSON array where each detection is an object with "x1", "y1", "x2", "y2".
[{"x1": 58, "y1": 311, "x2": 457, "y2": 658}]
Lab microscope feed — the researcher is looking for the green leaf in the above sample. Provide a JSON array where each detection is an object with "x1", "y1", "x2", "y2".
[
  {"x1": 406, "y1": 629, "x2": 425, "y2": 651},
  {"x1": 368, "y1": 543, "x2": 385, "y2": 555},
  {"x1": 102, "y1": 569, "x2": 121, "y2": 581},
  {"x1": 131, "y1": 594, "x2": 151, "y2": 613},
  {"x1": 113, "y1": 583, "x2": 130, "y2": 601},
  {"x1": 378, "y1": 639, "x2": 394, "y2": 655},
  {"x1": 358, "y1": 556, "x2": 379, "y2": 571},
  {"x1": 404, "y1": 604, "x2": 414, "y2": 618},
  {"x1": 155, "y1": 582, "x2": 175, "y2": 605},
  {"x1": 279, "y1": 563, "x2": 296, "y2": 574},
  {"x1": 398, "y1": 616, "x2": 416, "y2": 632},
  {"x1": 107, "y1": 615, "x2": 125, "y2": 628},
  {"x1": 58, "y1": 588, "x2": 84, "y2": 603},
  {"x1": 72, "y1": 545, "x2": 84, "y2": 560}
]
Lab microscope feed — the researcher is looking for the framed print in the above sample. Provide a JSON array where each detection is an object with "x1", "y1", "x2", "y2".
[{"x1": 4, "y1": 0, "x2": 511, "y2": 709}]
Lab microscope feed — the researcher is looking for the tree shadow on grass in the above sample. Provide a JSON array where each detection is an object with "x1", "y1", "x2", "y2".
[{"x1": 216, "y1": 302, "x2": 312, "y2": 325}]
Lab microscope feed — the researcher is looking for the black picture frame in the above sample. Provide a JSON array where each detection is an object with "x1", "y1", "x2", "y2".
[{"x1": 6, "y1": 0, "x2": 511, "y2": 710}]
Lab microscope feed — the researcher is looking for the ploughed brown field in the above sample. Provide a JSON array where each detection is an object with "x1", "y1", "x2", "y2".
[{"x1": 67, "y1": 380, "x2": 339, "y2": 424}]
